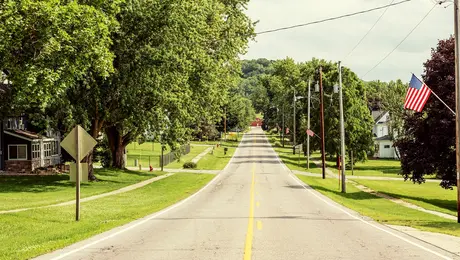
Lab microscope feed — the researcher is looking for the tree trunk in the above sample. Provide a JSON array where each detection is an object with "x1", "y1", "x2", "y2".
[
  {"x1": 106, "y1": 125, "x2": 126, "y2": 169},
  {"x1": 84, "y1": 118, "x2": 104, "y2": 181}
]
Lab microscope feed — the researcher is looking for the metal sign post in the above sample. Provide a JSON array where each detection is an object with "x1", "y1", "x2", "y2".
[
  {"x1": 76, "y1": 129, "x2": 81, "y2": 221},
  {"x1": 61, "y1": 125, "x2": 97, "y2": 221}
]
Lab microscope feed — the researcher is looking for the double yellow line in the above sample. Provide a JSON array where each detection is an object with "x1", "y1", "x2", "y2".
[{"x1": 244, "y1": 135, "x2": 256, "y2": 260}]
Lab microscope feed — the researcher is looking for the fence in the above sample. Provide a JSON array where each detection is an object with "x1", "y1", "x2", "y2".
[{"x1": 159, "y1": 144, "x2": 191, "y2": 168}]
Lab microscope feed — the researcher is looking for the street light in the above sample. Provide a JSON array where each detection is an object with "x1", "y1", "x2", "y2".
[{"x1": 293, "y1": 89, "x2": 304, "y2": 150}]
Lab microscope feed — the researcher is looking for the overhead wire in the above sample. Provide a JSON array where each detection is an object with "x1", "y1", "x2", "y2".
[
  {"x1": 361, "y1": 2, "x2": 439, "y2": 79},
  {"x1": 342, "y1": 0, "x2": 396, "y2": 62},
  {"x1": 255, "y1": 0, "x2": 411, "y2": 35}
]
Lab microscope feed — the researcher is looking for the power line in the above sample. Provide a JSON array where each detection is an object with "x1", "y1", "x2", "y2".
[
  {"x1": 343, "y1": 0, "x2": 396, "y2": 62},
  {"x1": 362, "y1": 3, "x2": 439, "y2": 79},
  {"x1": 255, "y1": 0, "x2": 412, "y2": 35}
]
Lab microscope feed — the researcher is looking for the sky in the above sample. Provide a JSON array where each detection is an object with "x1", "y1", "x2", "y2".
[{"x1": 242, "y1": 0, "x2": 453, "y2": 82}]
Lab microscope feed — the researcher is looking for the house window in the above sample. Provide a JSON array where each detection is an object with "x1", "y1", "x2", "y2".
[
  {"x1": 51, "y1": 140, "x2": 59, "y2": 155},
  {"x1": 384, "y1": 145, "x2": 391, "y2": 149},
  {"x1": 8, "y1": 145, "x2": 27, "y2": 160},
  {"x1": 32, "y1": 143, "x2": 40, "y2": 159},
  {"x1": 44, "y1": 142, "x2": 52, "y2": 157}
]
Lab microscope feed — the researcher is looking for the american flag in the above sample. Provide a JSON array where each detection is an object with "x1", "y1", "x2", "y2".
[
  {"x1": 306, "y1": 129, "x2": 315, "y2": 137},
  {"x1": 404, "y1": 74, "x2": 432, "y2": 112}
]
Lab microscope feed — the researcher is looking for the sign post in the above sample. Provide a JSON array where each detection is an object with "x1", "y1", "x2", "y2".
[
  {"x1": 61, "y1": 125, "x2": 97, "y2": 221},
  {"x1": 76, "y1": 129, "x2": 81, "y2": 221}
]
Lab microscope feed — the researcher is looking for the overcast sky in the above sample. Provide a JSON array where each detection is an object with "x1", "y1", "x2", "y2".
[{"x1": 242, "y1": 0, "x2": 453, "y2": 82}]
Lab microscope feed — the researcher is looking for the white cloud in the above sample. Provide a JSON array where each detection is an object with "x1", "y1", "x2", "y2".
[{"x1": 242, "y1": 0, "x2": 453, "y2": 82}]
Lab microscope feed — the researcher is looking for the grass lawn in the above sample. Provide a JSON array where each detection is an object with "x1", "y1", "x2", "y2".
[
  {"x1": 196, "y1": 141, "x2": 239, "y2": 170},
  {"x1": 265, "y1": 132, "x2": 410, "y2": 179},
  {"x1": 297, "y1": 175, "x2": 460, "y2": 237},
  {"x1": 353, "y1": 179, "x2": 458, "y2": 217},
  {"x1": 0, "y1": 168, "x2": 160, "y2": 211},
  {"x1": 0, "y1": 173, "x2": 215, "y2": 260},
  {"x1": 125, "y1": 142, "x2": 168, "y2": 168},
  {"x1": 165, "y1": 145, "x2": 209, "y2": 169}
]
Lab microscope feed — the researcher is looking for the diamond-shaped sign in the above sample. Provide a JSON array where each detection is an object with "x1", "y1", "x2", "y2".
[{"x1": 61, "y1": 125, "x2": 97, "y2": 161}]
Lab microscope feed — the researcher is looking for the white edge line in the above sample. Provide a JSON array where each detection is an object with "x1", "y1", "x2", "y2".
[
  {"x1": 50, "y1": 173, "x2": 222, "y2": 260},
  {"x1": 264, "y1": 131, "x2": 453, "y2": 260},
  {"x1": 49, "y1": 132, "x2": 247, "y2": 260},
  {"x1": 288, "y1": 174, "x2": 453, "y2": 260}
]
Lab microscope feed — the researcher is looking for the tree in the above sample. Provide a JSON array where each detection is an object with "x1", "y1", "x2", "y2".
[
  {"x1": 240, "y1": 57, "x2": 374, "y2": 164},
  {"x1": 0, "y1": 0, "x2": 116, "y2": 112},
  {"x1": 395, "y1": 37, "x2": 456, "y2": 189}
]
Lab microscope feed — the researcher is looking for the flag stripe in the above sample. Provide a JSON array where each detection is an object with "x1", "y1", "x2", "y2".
[
  {"x1": 404, "y1": 88, "x2": 416, "y2": 109},
  {"x1": 415, "y1": 86, "x2": 431, "y2": 112},
  {"x1": 410, "y1": 86, "x2": 427, "y2": 110},
  {"x1": 403, "y1": 74, "x2": 432, "y2": 112}
]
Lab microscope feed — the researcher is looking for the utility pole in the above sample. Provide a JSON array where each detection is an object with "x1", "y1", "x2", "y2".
[
  {"x1": 282, "y1": 105, "x2": 285, "y2": 147},
  {"x1": 224, "y1": 107, "x2": 227, "y2": 141},
  {"x1": 293, "y1": 88, "x2": 296, "y2": 147},
  {"x1": 338, "y1": 61, "x2": 346, "y2": 193},
  {"x1": 319, "y1": 66, "x2": 326, "y2": 179},
  {"x1": 454, "y1": 0, "x2": 460, "y2": 223},
  {"x1": 307, "y1": 79, "x2": 311, "y2": 169}
]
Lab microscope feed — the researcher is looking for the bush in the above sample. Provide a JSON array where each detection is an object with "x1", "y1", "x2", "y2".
[
  {"x1": 183, "y1": 162, "x2": 197, "y2": 169},
  {"x1": 270, "y1": 137, "x2": 277, "y2": 143},
  {"x1": 274, "y1": 141, "x2": 282, "y2": 147},
  {"x1": 268, "y1": 128, "x2": 278, "y2": 134}
]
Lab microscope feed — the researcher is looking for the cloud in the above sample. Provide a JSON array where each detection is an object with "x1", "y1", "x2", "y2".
[{"x1": 243, "y1": 0, "x2": 453, "y2": 82}]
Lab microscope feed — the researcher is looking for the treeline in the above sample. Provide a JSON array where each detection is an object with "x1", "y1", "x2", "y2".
[
  {"x1": 0, "y1": 0, "x2": 255, "y2": 177},
  {"x1": 241, "y1": 37, "x2": 456, "y2": 189}
]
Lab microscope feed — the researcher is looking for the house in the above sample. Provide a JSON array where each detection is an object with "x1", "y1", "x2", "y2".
[
  {"x1": 1, "y1": 115, "x2": 62, "y2": 173},
  {"x1": 372, "y1": 110, "x2": 398, "y2": 159}
]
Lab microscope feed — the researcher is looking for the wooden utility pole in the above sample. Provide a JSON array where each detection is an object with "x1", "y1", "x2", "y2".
[
  {"x1": 224, "y1": 107, "x2": 227, "y2": 141},
  {"x1": 307, "y1": 80, "x2": 311, "y2": 169},
  {"x1": 338, "y1": 61, "x2": 346, "y2": 193},
  {"x1": 319, "y1": 66, "x2": 326, "y2": 179},
  {"x1": 454, "y1": 0, "x2": 460, "y2": 223}
]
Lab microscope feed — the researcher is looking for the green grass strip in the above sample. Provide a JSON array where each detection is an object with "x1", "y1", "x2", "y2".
[{"x1": 0, "y1": 173, "x2": 215, "y2": 260}]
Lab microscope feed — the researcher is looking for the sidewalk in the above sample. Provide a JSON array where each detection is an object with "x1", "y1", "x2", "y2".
[
  {"x1": 191, "y1": 147, "x2": 212, "y2": 164},
  {"x1": 129, "y1": 166, "x2": 220, "y2": 174},
  {"x1": 0, "y1": 173, "x2": 174, "y2": 215}
]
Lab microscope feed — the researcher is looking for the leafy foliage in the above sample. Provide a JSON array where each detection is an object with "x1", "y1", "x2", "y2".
[
  {"x1": 183, "y1": 162, "x2": 197, "y2": 169},
  {"x1": 395, "y1": 37, "x2": 456, "y2": 189},
  {"x1": 241, "y1": 58, "x2": 374, "y2": 163}
]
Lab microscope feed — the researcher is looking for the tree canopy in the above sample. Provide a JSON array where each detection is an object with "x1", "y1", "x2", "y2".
[
  {"x1": 395, "y1": 37, "x2": 456, "y2": 189},
  {"x1": 1, "y1": 0, "x2": 255, "y2": 173}
]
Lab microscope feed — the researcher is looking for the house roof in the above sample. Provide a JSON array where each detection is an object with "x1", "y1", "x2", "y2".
[
  {"x1": 375, "y1": 135, "x2": 391, "y2": 141},
  {"x1": 4, "y1": 129, "x2": 41, "y2": 141},
  {"x1": 374, "y1": 111, "x2": 389, "y2": 123}
]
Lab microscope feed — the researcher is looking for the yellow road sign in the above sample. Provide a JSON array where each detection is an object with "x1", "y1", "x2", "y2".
[{"x1": 61, "y1": 125, "x2": 97, "y2": 161}]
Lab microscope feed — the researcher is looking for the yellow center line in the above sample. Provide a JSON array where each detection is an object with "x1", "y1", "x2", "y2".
[
  {"x1": 257, "y1": 220, "x2": 263, "y2": 230},
  {"x1": 244, "y1": 135, "x2": 256, "y2": 260}
]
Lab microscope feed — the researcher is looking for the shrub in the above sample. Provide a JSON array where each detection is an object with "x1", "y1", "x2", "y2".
[
  {"x1": 270, "y1": 137, "x2": 277, "y2": 143},
  {"x1": 268, "y1": 128, "x2": 278, "y2": 134},
  {"x1": 183, "y1": 162, "x2": 197, "y2": 169},
  {"x1": 274, "y1": 141, "x2": 282, "y2": 147}
]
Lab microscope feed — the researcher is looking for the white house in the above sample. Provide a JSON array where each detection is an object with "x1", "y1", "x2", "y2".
[{"x1": 372, "y1": 111, "x2": 398, "y2": 159}]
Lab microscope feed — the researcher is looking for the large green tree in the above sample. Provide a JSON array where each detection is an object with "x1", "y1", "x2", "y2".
[
  {"x1": 0, "y1": 0, "x2": 117, "y2": 113},
  {"x1": 396, "y1": 37, "x2": 456, "y2": 189}
]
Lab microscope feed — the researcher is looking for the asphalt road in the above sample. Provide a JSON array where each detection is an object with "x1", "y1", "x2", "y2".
[{"x1": 36, "y1": 127, "x2": 459, "y2": 260}]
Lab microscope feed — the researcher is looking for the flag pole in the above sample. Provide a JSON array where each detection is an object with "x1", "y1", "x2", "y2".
[{"x1": 412, "y1": 73, "x2": 456, "y2": 116}]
